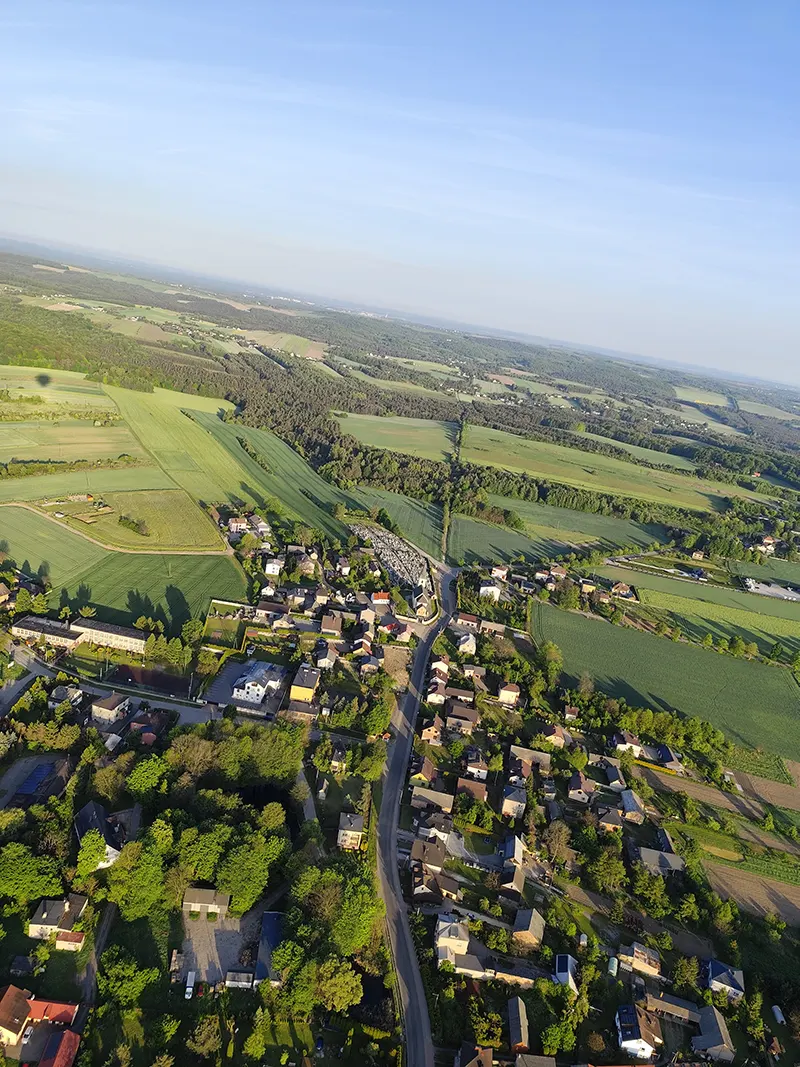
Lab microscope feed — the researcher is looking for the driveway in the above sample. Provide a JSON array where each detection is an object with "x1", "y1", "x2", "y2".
[{"x1": 181, "y1": 906, "x2": 263, "y2": 983}]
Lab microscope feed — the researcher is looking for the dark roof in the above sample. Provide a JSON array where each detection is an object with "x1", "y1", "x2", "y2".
[
  {"x1": 255, "y1": 911, "x2": 284, "y2": 983},
  {"x1": 509, "y1": 995, "x2": 528, "y2": 1049},
  {"x1": 706, "y1": 958, "x2": 745, "y2": 994},
  {"x1": 617, "y1": 1004, "x2": 662, "y2": 1051},
  {"x1": 410, "y1": 839, "x2": 446, "y2": 867},
  {"x1": 183, "y1": 887, "x2": 230, "y2": 908},
  {"x1": 458, "y1": 1043, "x2": 493, "y2": 1067},
  {"x1": 91, "y1": 692, "x2": 127, "y2": 712},
  {"x1": 74, "y1": 801, "x2": 123, "y2": 851},
  {"x1": 0, "y1": 984, "x2": 31, "y2": 1038},
  {"x1": 692, "y1": 1006, "x2": 733, "y2": 1055}
]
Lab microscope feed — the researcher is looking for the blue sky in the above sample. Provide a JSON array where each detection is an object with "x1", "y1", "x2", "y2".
[{"x1": 2, "y1": 1, "x2": 799, "y2": 379}]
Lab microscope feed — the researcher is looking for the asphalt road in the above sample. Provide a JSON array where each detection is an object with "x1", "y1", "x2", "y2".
[{"x1": 376, "y1": 564, "x2": 457, "y2": 1067}]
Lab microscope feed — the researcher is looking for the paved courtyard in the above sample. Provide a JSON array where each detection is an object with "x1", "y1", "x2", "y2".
[{"x1": 181, "y1": 906, "x2": 263, "y2": 983}]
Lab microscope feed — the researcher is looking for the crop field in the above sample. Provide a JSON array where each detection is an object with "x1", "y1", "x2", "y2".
[
  {"x1": 329, "y1": 359, "x2": 446, "y2": 399},
  {"x1": 706, "y1": 863, "x2": 800, "y2": 925},
  {"x1": 0, "y1": 365, "x2": 118, "y2": 409},
  {"x1": 0, "y1": 420, "x2": 145, "y2": 463},
  {"x1": 447, "y1": 515, "x2": 552, "y2": 564},
  {"x1": 673, "y1": 386, "x2": 729, "y2": 406},
  {"x1": 0, "y1": 506, "x2": 245, "y2": 632},
  {"x1": 190, "y1": 412, "x2": 355, "y2": 539},
  {"x1": 389, "y1": 357, "x2": 461, "y2": 376},
  {"x1": 529, "y1": 600, "x2": 800, "y2": 758},
  {"x1": 489, "y1": 496, "x2": 669, "y2": 549},
  {"x1": 238, "y1": 330, "x2": 325, "y2": 358},
  {"x1": 723, "y1": 746, "x2": 793, "y2": 784},
  {"x1": 738, "y1": 400, "x2": 800, "y2": 420},
  {"x1": 338, "y1": 412, "x2": 459, "y2": 461},
  {"x1": 731, "y1": 558, "x2": 800, "y2": 586},
  {"x1": 573, "y1": 432, "x2": 697, "y2": 471},
  {"x1": 0, "y1": 466, "x2": 176, "y2": 503},
  {"x1": 355, "y1": 487, "x2": 444, "y2": 558},
  {"x1": 55, "y1": 489, "x2": 224, "y2": 551},
  {"x1": 461, "y1": 423, "x2": 767, "y2": 513}
]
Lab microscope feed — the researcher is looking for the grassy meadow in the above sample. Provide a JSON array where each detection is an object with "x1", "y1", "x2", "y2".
[
  {"x1": 338, "y1": 412, "x2": 459, "y2": 462},
  {"x1": 0, "y1": 505, "x2": 246, "y2": 632},
  {"x1": 673, "y1": 386, "x2": 730, "y2": 406},
  {"x1": 0, "y1": 466, "x2": 176, "y2": 503},
  {"x1": 462, "y1": 423, "x2": 767, "y2": 513},
  {"x1": 0, "y1": 420, "x2": 145, "y2": 463},
  {"x1": 731, "y1": 559, "x2": 800, "y2": 585},
  {"x1": 487, "y1": 496, "x2": 669, "y2": 550},
  {"x1": 737, "y1": 400, "x2": 800, "y2": 421},
  {"x1": 529, "y1": 600, "x2": 800, "y2": 758},
  {"x1": 447, "y1": 516, "x2": 553, "y2": 565},
  {"x1": 573, "y1": 431, "x2": 697, "y2": 471},
  {"x1": 0, "y1": 364, "x2": 118, "y2": 409}
]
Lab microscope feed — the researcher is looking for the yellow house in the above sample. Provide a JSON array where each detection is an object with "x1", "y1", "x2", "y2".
[{"x1": 289, "y1": 664, "x2": 321, "y2": 704}]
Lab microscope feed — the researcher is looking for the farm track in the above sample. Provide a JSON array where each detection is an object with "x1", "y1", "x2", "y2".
[
  {"x1": 0, "y1": 502, "x2": 233, "y2": 555},
  {"x1": 706, "y1": 863, "x2": 800, "y2": 926}
]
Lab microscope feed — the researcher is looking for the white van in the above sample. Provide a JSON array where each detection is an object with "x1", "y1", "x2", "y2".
[{"x1": 185, "y1": 970, "x2": 196, "y2": 1000}]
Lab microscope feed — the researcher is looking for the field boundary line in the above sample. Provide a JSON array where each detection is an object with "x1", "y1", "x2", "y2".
[{"x1": 0, "y1": 502, "x2": 233, "y2": 556}]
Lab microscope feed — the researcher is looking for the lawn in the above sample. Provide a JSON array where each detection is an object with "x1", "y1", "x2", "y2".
[
  {"x1": 673, "y1": 386, "x2": 729, "y2": 406},
  {"x1": 55, "y1": 489, "x2": 225, "y2": 551},
  {"x1": 529, "y1": 600, "x2": 800, "y2": 759},
  {"x1": 337, "y1": 412, "x2": 459, "y2": 462},
  {"x1": 461, "y1": 423, "x2": 767, "y2": 513},
  {"x1": 0, "y1": 505, "x2": 247, "y2": 632},
  {"x1": 572, "y1": 431, "x2": 697, "y2": 471},
  {"x1": 0, "y1": 420, "x2": 145, "y2": 463},
  {"x1": 355, "y1": 487, "x2": 444, "y2": 558},
  {"x1": 487, "y1": 497, "x2": 669, "y2": 550}
]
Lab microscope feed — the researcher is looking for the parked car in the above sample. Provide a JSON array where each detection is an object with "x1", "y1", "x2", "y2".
[{"x1": 185, "y1": 970, "x2": 196, "y2": 1000}]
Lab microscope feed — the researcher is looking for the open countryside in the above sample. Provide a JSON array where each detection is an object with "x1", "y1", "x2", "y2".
[
  {"x1": 338, "y1": 411, "x2": 459, "y2": 462},
  {"x1": 487, "y1": 495, "x2": 669, "y2": 550}
]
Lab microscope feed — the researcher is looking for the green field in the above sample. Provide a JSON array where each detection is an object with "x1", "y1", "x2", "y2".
[
  {"x1": 55, "y1": 489, "x2": 224, "y2": 551},
  {"x1": 673, "y1": 386, "x2": 730, "y2": 406},
  {"x1": 338, "y1": 412, "x2": 458, "y2": 462},
  {"x1": 529, "y1": 600, "x2": 800, "y2": 758},
  {"x1": 356, "y1": 487, "x2": 444, "y2": 558},
  {"x1": 330, "y1": 358, "x2": 447, "y2": 399},
  {"x1": 0, "y1": 466, "x2": 177, "y2": 503},
  {"x1": 573, "y1": 432, "x2": 697, "y2": 471},
  {"x1": 447, "y1": 515, "x2": 553, "y2": 565},
  {"x1": 0, "y1": 506, "x2": 246, "y2": 631},
  {"x1": 0, "y1": 420, "x2": 145, "y2": 463},
  {"x1": 0, "y1": 364, "x2": 118, "y2": 409},
  {"x1": 738, "y1": 400, "x2": 800, "y2": 421},
  {"x1": 731, "y1": 559, "x2": 800, "y2": 585},
  {"x1": 489, "y1": 497, "x2": 669, "y2": 550},
  {"x1": 461, "y1": 423, "x2": 767, "y2": 513}
]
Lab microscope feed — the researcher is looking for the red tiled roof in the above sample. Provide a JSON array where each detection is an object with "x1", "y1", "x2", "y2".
[
  {"x1": 26, "y1": 998, "x2": 79, "y2": 1025},
  {"x1": 40, "y1": 1029, "x2": 81, "y2": 1067}
]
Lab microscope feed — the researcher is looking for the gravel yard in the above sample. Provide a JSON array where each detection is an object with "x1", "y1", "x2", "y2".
[{"x1": 181, "y1": 907, "x2": 263, "y2": 983}]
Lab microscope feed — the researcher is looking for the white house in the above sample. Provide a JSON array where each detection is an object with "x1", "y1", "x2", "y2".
[
  {"x1": 554, "y1": 953, "x2": 578, "y2": 993},
  {"x1": 478, "y1": 582, "x2": 502, "y2": 602},
  {"x1": 616, "y1": 1004, "x2": 663, "y2": 1060},
  {"x1": 458, "y1": 632, "x2": 477, "y2": 656},
  {"x1": 263, "y1": 557, "x2": 285, "y2": 576}
]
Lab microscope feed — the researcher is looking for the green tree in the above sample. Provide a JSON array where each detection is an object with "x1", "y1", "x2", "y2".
[
  {"x1": 673, "y1": 955, "x2": 700, "y2": 996},
  {"x1": 187, "y1": 1015, "x2": 221, "y2": 1059},
  {"x1": 216, "y1": 833, "x2": 288, "y2": 914},
  {"x1": 586, "y1": 847, "x2": 627, "y2": 893},
  {"x1": 13, "y1": 588, "x2": 32, "y2": 616},
  {"x1": 316, "y1": 957, "x2": 363, "y2": 1011},
  {"x1": 126, "y1": 755, "x2": 168, "y2": 802},
  {"x1": 0, "y1": 842, "x2": 62, "y2": 904},
  {"x1": 75, "y1": 829, "x2": 107, "y2": 883},
  {"x1": 97, "y1": 946, "x2": 159, "y2": 1006},
  {"x1": 106, "y1": 842, "x2": 165, "y2": 921},
  {"x1": 769, "y1": 642, "x2": 786, "y2": 662},
  {"x1": 31, "y1": 593, "x2": 49, "y2": 614},
  {"x1": 181, "y1": 618, "x2": 204, "y2": 646},
  {"x1": 78, "y1": 605, "x2": 96, "y2": 618}
]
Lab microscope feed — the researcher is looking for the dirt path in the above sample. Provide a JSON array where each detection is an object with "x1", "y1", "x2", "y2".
[
  {"x1": 734, "y1": 761, "x2": 800, "y2": 814},
  {"x1": 0, "y1": 502, "x2": 233, "y2": 556},
  {"x1": 706, "y1": 863, "x2": 800, "y2": 926},
  {"x1": 637, "y1": 766, "x2": 764, "y2": 820}
]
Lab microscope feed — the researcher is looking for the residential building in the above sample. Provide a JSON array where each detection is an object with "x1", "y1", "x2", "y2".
[
  {"x1": 228, "y1": 517, "x2": 248, "y2": 534},
  {"x1": 500, "y1": 865, "x2": 525, "y2": 900},
  {"x1": 478, "y1": 582, "x2": 501, "y2": 602},
  {"x1": 605, "y1": 763, "x2": 626, "y2": 792},
  {"x1": 255, "y1": 599, "x2": 289, "y2": 622},
  {"x1": 47, "y1": 685, "x2": 83, "y2": 712},
  {"x1": 614, "y1": 730, "x2": 643, "y2": 757},
  {"x1": 502, "y1": 785, "x2": 527, "y2": 819},
  {"x1": 254, "y1": 911, "x2": 284, "y2": 987},
  {"x1": 500, "y1": 834, "x2": 526, "y2": 867},
  {"x1": 435, "y1": 914, "x2": 470, "y2": 966},
  {"x1": 289, "y1": 664, "x2": 320, "y2": 703},
  {"x1": 564, "y1": 704, "x2": 579, "y2": 722},
  {"x1": 497, "y1": 682, "x2": 520, "y2": 706},
  {"x1": 516, "y1": 1057, "x2": 556, "y2": 1067},
  {"x1": 39, "y1": 1030, "x2": 81, "y2": 1067},
  {"x1": 0, "y1": 984, "x2": 79, "y2": 1047},
  {"x1": 509, "y1": 745, "x2": 552, "y2": 774},
  {"x1": 644, "y1": 992, "x2": 701, "y2": 1025},
  {"x1": 509, "y1": 995, "x2": 529, "y2": 1053},
  {"x1": 263, "y1": 557, "x2": 284, "y2": 576},
  {"x1": 446, "y1": 704, "x2": 479, "y2": 735},
  {"x1": 409, "y1": 756, "x2": 436, "y2": 785},
  {"x1": 320, "y1": 614, "x2": 342, "y2": 637},
  {"x1": 611, "y1": 581, "x2": 635, "y2": 599},
  {"x1": 74, "y1": 801, "x2": 125, "y2": 868},
  {"x1": 512, "y1": 909, "x2": 545, "y2": 950},
  {"x1": 458, "y1": 631, "x2": 477, "y2": 656},
  {"x1": 464, "y1": 748, "x2": 488, "y2": 780},
  {"x1": 29, "y1": 895, "x2": 87, "y2": 951},
  {"x1": 418, "y1": 811, "x2": 454, "y2": 846},
  {"x1": 232, "y1": 661, "x2": 283, "y2": 705},
  {"x1": 491, "y1": 565, "x2": 509, "y2": 580},
  {"x1": 427, "y1": 683, "x2": 447, "y2": 705},
  {"x1": 315, "y1": 643, "x2": 337, "y2": 670},
  {"x1": 704, "y1": 959, "x2": 745, "y2": 1003},
  {"x1": 337, "y1": 812, "x2": 365, "y2": 850},
  {"x1": 554, "y1": 953, "x2": 578, "y2": 993},
  {"x1": 598, "y1": 807, "x2": 624, "y2": 833},
  {"x1": 656, "y1": 743, "x2": 684, "y2": 773},
  {"x1": 456, "y1": 1042, "x2": 493, "y2": 1067},
  {"x1": 412, "y1": 867, "x2": 461, "y2": 904},
  {"x1": 411, "y1": 786, "x2": 455, "y2": 813},
  {"x1": 621, "y1": 789, "x2": 646, "y2": 824},
  {"x1": 457, "y1": 777, "x2": 487, "y2": 803},
  {"x1": 635, "y1": 846, "x2": 686, "y2": 877},
  {"x1": 330, "y1": 742, "x2": 348, "y2": 774},
  {"x1": 568, "y1": 770, "x2": 595, "y2": 804},
  {"x1": 616, "y1": 1004, "x2": 663, "y2": 1060},
  {"x1": 691, "y1": 1006, "x2": 735, "y2": 1062},
  {"x1": 479, "y1": 618, "x2": 505, "y2": 635},
  {"x1": 90, "y1": 692, "x2": 129, "y2": 725},
  {"x1": 619, "y1": 942, "x2": 661, "y2": 978},
  {"x1": 371, "y1": 591, "x2": 391, "y2": 611},
  {"x1": 410, "y1": 838, "x2": 446, "y2": 873},
  {"x1": 279, "y1": 701, "x2": 318, "y2": 725},
  {"x1": 446, "y1": 687, "x2": 474, "y2": 705},
  {"x1": 421, "y1": 714, "x2": 444, "y2": 746},
  {"x1": 182, "y1": 888, "x2": 230, "y2": 919},
  {"x1": 463, "y1": 663, "x2": 487, "y2": 685},
  {"x1": 542, "y1": 723, "x2": 567, "y2": 748},
  {"x1": 455, "y1": 612, "x2": 479, "y2": 630}
]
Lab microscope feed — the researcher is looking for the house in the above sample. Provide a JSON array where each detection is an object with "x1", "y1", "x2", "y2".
[
  {"x1": 568, "y1": 770, "x2": 595, "y2": 804},
  {"x1": 254, "y1": 599, "x2": 289, "y2": 623},
  {"x1": 611, "y1": 581, "x2": 635, "y2": 599},
  {"x1": 491, "y1": 565, "x2": 509, "y2": 581},
  {"x1": 336, "y1": 556, "x2": 352, "y2": 576},
  {"x1": 0, "y1": 984, "x2": 79, "y2": 1047},
  {"x1": 279, "y1": 701, "x2": 319, "y2": 726},
  {"x1": 464, "y1": 748, "x2": 488, "y2": 780},
  {"x1": 597, "y1": 807, "x2": 624, "y2": 833},
  {"x1": 228, "y1": 516, "x2": 248, "y2": 534},
  {"x1": 634, "y1": 846, "x2": 686, "y2": 877},
  {"x1": 500, "y1": 865, "x2": 525, "y2": 900},
  {"x1": 0, "y1": 582, "x2": 10, "y2": 605},
  {"x1": 619, "y1": 942, "x2": 661, "y2": 978},
  {"x1": 455, "y1": 1042, "x2": 493, "y2": 1067},
  {"x1": 29, "y1": 895, "x2": 87, "y2": 951},
  {"x1": 412, "y1": 867, "x2": 461, "y2": 904},
  {"x1": 621, "y1": 789, "x2": 646, "y2": 824},
  {"x1": 457, "y1": 777, "x2": 488, "y2": 803},
  {"x1": 421, "y1": 715, "x2": 444, "y2": 746},
  {"x1": 513, "y1": 909, "x2": 545, "y2": 950},
  {"x1": 502, "y1": 785, "x2": 527, "y2": 819},
  {"x1": 446, "y1": 704, "x2": 479, "y2": 735},
  {"x1": 509, "y1": 745, "x2": 552, "y2": 775},
  {"x1": 542, "y1": 778, "x2": 557, "y2": 801},
  {"x1": 410, "y1": 756, "x2": 436, "y2": 785},
  {"x1": 359, "y1": 656, "x2": 381, "y2": 677},
  {"x1": 657, "y1": 827, "x2": 677, "y2": 853},
  {"x1": 704, "y1": 959, "x2": 745, "y2": 1003},
  {"x1": 330, "y1": 742, "x2": 348, "y2": 774},
  {"x1": 320, "y1": 614, "x2": 342, "y2": 637},
  {"x1": 39, "y1": 1030, "x2": 81, "y2": 1067},
  {"x1": 427, "y1": 683, "x2": 447, "y2": 705},
  {"x1": 497, "y1": 682, "x2": 520, "y2": 707},
  {"x1": 263, "y1": 557, "x2": 285, "y2": 576},
  {"x1": 656, "y1": 743, "x2": 684, "y2": 773},
  {"x1": 554, "y1": 953, "x2": 578, "y2": 993},
  {"x1": 455, "y1": 611, "x2": 479, "y2": 630},
  {"x1": 371, "y1": 591, "x2": 391, "y2": 611},
  {"x1": 446, "y1": 687, "x2": 474, "y2": 705},
  {"x1": 478, "y1": 582, "x2": 501, "y2": 602},
  {"x1": 232, "y1": 661, "x2": 283, "y2": 705},
  {"x1": 463, "y1": 663, "x2": 487, "y2": 685},
  {"x1": 74, "y1": 801, "x2": 125, "y2": 868},
  {"x1": 580, "y1": 580, "x2": 596, "y2": 595},
  {"x1": 254, "y1": 911, "x2": 284, "y2": 987},
  {"x1": 182, "y1": 887, "x2": 230, "y2": 919},
  {"x1": 616, "y1": 1004, "x2": 663, "y2": 1060},
  {"x1": 500, "y1": 834, "x2": 526, "y2": 867},
  {"x1": 479, "y1": 618, "x2": 505, "y2": 635},
  {"x1": 549, "y1": 564, "x2": 568, "y2": 579},
  {"x1": 337, "y1": 812, "x2": 365, "y2": 850},
  {"x1": 289, "y1": 664, "x2": 320, "y2": 703},
  {"x1": 691, "y1": 1005, "x2": 735, "y2": 1062},
  {"x1": 614, "y1": 731, "x2": 643, "y2": 757},
  {"x1": 435, "y1": 914, "x2": 470, "y2": 965},
  {"x1": 645, "y1": 991, "x2": 701, "y2": 1025},
  {"x1": 418, "y1": 811, "x2": 454, "y2": 846},
  {"x1": 315, "y1": 643, "x2": 338, "y2": 670},
  {"x1": 411, "y1": 787, "x2": 455, "y2": 813},
  {"x1": 47, "y1": 685, "x2": 83, "y2": 713},
  {"x1": 542, "y1": 723, "x2": 567, "y2": 748},
  {"x1": 605, "y1": 763, "x2": 626, "y2": 792},
  {"x1": 430, "y1": 654, "x2": 450, "y2": 674},
  {"x1": 410, "y1": 838, "x2": 446, "y2": 873},
  {"x1": 509, "y1": 995, "x2": 529, "y2": 1053},
  {"x1": 516, "y1": 1057, "x2": 556, "y2": 1067},
  {"x1": 458, "y1": 632, "x2": 477, "y2": 656},
  {"x1": 563, "y1": 704, "x2": 579, "y2": 722},
  {"x1": 90, "y1": 692, "x2": 130, "y2": 725}
]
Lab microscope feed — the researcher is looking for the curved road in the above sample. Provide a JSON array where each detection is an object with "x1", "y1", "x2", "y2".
[{"x1": 377, "y1": 564, "x2": 458, "y2": 1067}]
